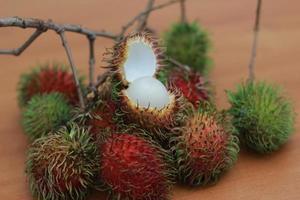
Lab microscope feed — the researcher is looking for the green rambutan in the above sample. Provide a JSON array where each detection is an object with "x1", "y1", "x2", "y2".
[
  {"x1": 164, "y1": 22, "x2": 211, "y2": 75},
  {"x1": 170, "y1": 105, "x2": 239, "y2": 186},
  {"x1": 26, "y1": 124, "x2": 99, "y2": 200},
  {"x1": 17, "y1": 63, "x2": 84, "y2": 107},
  {"x1": 227, "y1": 81, "x2": 295, "y2": 153},
  {"x1": 97, "y1": 133, "x2": 175, "y2": 200},
  {"x1": 22, "y1": 93, "x2": 72, "y2": 140}
]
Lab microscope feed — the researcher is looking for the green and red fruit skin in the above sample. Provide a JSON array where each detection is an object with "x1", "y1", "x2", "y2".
[
  {"x1": 87, "y1": 100, "x2": 118, "y2": 140},
  {"x1": 98, "y1": 133, "x2": 174, "y2": 200},
  {"x1": 167, "y1": 68, "x2": 210, "y2": 108},
  {"x1": 26, "y1": 125, "x2": 99, "y2": 200},
  {"x1": 18, "y1": 64, "x2": 83, "y2": 107},
  {"x1": 171, "y1": 108, "x2": 239, "y2": 186}
]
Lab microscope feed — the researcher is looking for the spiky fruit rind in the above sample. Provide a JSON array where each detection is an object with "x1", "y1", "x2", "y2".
[
  {"x1": 104, "y1": 32, "x2": 165, "y2": 86},
  {"x1": 97, "y1": 133, "x2": 175, "y2": 200},
  {"x1": 227, "y1": 81, "x2": 295, "y2": 153},
  {"x1": 22, "y1": 93, "x2": 71, "y2": 140},
  {"x1": 119, "y1": 89, "x2": 192, "y2": 141},
  {"x1": 74, "y1": 99, "x2": 119, "y2": 141},
  {"x1": 162, "y1": 67, "x2": 212, "y2": 108},
  {"x1": 164, "y1": 22, "x2": 211, "y2": 75},
  {"x1": 171, "y1": 104, "x2": 239, "y2": 186},
  {"x1": 26, "y1": 124, "x2": 99, "y2": 200},
  {"x1": 17, "y1": 63, "x2": 84, "y2": 107}
]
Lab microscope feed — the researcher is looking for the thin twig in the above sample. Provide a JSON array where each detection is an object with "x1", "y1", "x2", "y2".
[
  {"x1": 87, "y1": 35, "x2": 96, "y2": 87},
  {"x1": 0, "y1": 17, "x2": 117, "y2": 39},
  {"x1": 180, "y1": 0, "x2": 187, "y2": 23},
  {"x1": 59, "y1": 31, "x2": 85, "y2": 109},
  {"x1": 0, "y1": 29, "x2": 44, "y2": 56},
  {"x1": 165, "y1": 56, "x2": 190, "y2": 71},
  {"x1": 119, "y1": 0, "x2": 182, "y2": 37},
  {"x1": 137, "y1": 0, "x2": 155, "y2": 31},
  {"x1": 248, "y1": 0, "x2": 262, "y2": 82}
]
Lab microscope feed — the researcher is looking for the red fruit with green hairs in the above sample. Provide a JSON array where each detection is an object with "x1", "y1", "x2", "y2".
[
  {"x1": 170, "y1": 105, "x2": 239, "y2": 186},
  {"x1": 18, "y1": 64, "x2": 83, "y2": 107},
  {"x1": 86, "y1": 100, "x2": 118, "y2": 140},
  {"x1": 168, "y1": 68, "x2": 210, "y2": 108},
  {"x1": 98, "y1": 133, "x2": 175, "y2": 200}
]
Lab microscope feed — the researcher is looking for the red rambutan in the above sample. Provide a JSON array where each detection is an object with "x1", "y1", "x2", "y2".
[
  {"x1": 86, "y1": 100, "x2": 118, "y2": 140},
  {"x1": 18, "y1": 64, "x2": 84, "y2": 107},
  {"x1": 170, "y1": 105, "x2": 239, "y2": 186},
  {"x1": 98, "y1": 133, "x2": 175, "y2": 200},
  {"x1": 167, "y1": 68, "x2": 210, "y2": 108}
]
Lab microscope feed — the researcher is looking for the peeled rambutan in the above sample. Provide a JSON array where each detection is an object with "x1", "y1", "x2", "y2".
[
  {"x1": 104, "y1": 32, "x2": 189, "y2": 137},
  {"x1": 170, "y1": 105, "x2": 239, "y2": 186},
  {"x1": 17, "y1": 63, "x2": 84, "y2": 107},
  {"x1": 164, "y1": 22, "x2": 211, "y2": 75},
  {"x1": 227, "y1": 81, "x2": 295, "y2": 153},
  {"x1": 26, "y1": 124, "x2": 99, "y2": 200},
  {"x1": 22, "y1": 93, "x2": 71, "y2": 140},
  {"x1": 97, "y1": 133, "x2": 175, "y2": 200}
]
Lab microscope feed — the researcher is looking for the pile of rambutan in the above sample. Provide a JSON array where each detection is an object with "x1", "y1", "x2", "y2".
[{"x1": 17, "y1": 24, "x2": 295, "y2": 200}]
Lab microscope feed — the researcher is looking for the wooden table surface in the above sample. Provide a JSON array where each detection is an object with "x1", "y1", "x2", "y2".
[{"x1": 0, "y1": 0, "x2": 299, "y2": 199}]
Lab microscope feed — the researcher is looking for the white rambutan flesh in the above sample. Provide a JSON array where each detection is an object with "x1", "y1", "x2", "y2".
[
  {"x1": 125, "y1": 76, "x2": 170, "y2": 109},
  {"x1": 124, "y1": 41, "x2": 157, "y2": 83}
]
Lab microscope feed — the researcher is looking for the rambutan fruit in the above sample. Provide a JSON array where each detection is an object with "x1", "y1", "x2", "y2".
[
  {"x1": 77, "y1": 99, "x2": 118, "y2": 141},
  {"x1": 22, "y1": 93, "x2": 71, "y2": 140},
  {"x1": 105, "y1": 32, "x2": 164, "y2": 86},
  {"x1": 26, "y1": 124, "x2": 99, "y2": 200},
  {"x1": 227, "y1": 81, "x2": 295, "y2": 153},
  {"x1": 159, "y1": 67, "x2": 211, "y2": 108},
  {"x1": 97, "y1": 133, "x2": 175, "y2": 200},
  {"x1": 17, "y1": 63, "x2": 84, "y2": 107},
  {"x1": 104, "y1": 32, "x2": 189, "y2": 137},
  {"x1": 170, "y1": 105, "x2": 239, "y2": 186},
  {"x1": 164, "y1": 22, "x2": 211, "y2": 75}
]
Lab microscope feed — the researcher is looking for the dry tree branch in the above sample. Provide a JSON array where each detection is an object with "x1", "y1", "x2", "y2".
[
  {"x1": 0, "y1": 0, "x2": 189, "y2": 109},
  {"x1": 248, "y1": 0, "x2": 262, "y2": 82},
  {"x1": 87, "y1": 34, "x2": 96, "y2": 87},
  {"x1": 119, "y1": 0, "x2": 182, "y2": 37},
  {"x1": 0, "y1": 17, "x2": 118, "y2": 39},
  {"x1": 137, "y1": 0, "x2": 155, "y2": 31},
  {"x1": 59, "y1": 31, "x2": 86, "y2": 108},
  {"x1": 0, "y1": 29, "x2": 45, "y2": 56},
  {"x1": 180, "y1": 0, "x2": 187, "y2": 23}
]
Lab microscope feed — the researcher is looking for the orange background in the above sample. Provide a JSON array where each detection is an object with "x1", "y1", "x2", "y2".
[{"x1": 0, "y1": 0, "x2": 299, "y2": 199}]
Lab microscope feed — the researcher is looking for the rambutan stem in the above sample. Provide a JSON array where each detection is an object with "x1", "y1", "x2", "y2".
[
  {"x1": 59, "y1": 31, "x2": 85, "y2": 109},
  {"x1": 0, "y1": 29, "x2": 44, "y2": 56},
  {"x1": 137, "y1": 0, "x2": 155, "y2": 31},
  {"x1": 180, "y1": 0, "x2": 187, "y2": 23},
  {"x1": 88, "y1": 35, "x2": 96, "y2": 87},
  {"x1": 119, "y1": 0, "x2": 184, "y2": 38},
  {"x1": 248, "y1": 0, "x2": 262, "y2": 82}
]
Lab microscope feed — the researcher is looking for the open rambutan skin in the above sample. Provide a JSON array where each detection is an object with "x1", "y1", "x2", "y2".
[
  {"x1": 102, "y1": 32, "x2": 193, "y2": 143},
  {"x1": 167, "y1": 68, "x2": 210, "y2": 108},
  {"x1": 18, "y1": 64, "x2": 83, "y2": 107},
  {"x1": 26, "y1": 124, "x2": 99, "y2": 200},
  {"x1": 170, "y1": 105, "x2": 239, "y2": 186},
  {"x1": 97, "y1": 133, "x2": 175, "y2": 200},
  {"x1": 104, "y1": 32, "x2": 165, "y2": 86}
]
